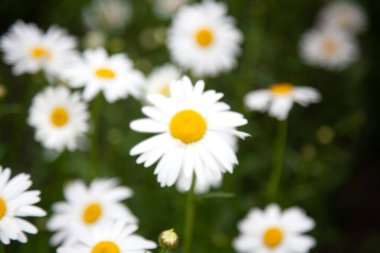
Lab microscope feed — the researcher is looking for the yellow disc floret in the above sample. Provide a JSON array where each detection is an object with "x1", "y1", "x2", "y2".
[
  {"x1": 0, "y1": 197, "x2": 7, "y2": 220},
  {"x1": 82, "y1": 203, "x2": 102, "y2": 224},
  {"x1": 95, "y1": 68, "x2": 116, "y2": 79},
  {"x1": 263, "y1": 227, "x2": 283, "y2": 248},
  {"x1": 31, "y1": 46, "x2": 51, "y2": 59},
  {"x1": 91, "y1": 241, "x2": 120, "y2": 253},
  {"x1": 51, "y1": 107, "x2": 69, "y2": 127},
  {"x1": 195, "y1": 28, "x2": 214, "y2": 47},
  {"x1": 322, "y1": 39, "x2": 339, "y2": 56},
  {"x1": 270, "y1": 83, "x2": 294, "y2": 95},
  {"x1": 169, "y1": 110, "x2": 207, "y2": 144}
]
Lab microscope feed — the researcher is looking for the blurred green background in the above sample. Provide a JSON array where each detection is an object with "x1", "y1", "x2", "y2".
[{"x1": 0, "y1": 0, "x2": 379, "y2": 252}]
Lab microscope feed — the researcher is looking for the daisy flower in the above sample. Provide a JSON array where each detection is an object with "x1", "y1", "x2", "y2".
[
  {"x1": 244, "y1": 83, "x2": 321, "y2": 121},
  {"x1": 47, "y1": 178, "x2": 137, "y2": 246},
  {"x1": 83, "y1": 0, "x2": 132, "y2": 32},
  {"x1": 0, "y1": 166, "x2": 46, "y2": 244},
  {"x1": 28, "y1": 86, "x2": 89, "y2": 152},
  {"x1": 317, "y1": 1, "x2": 367, "y2": 34},
  {"x1": 233, "y1": 204, "x2": 316, "y2": 253},
  {"x1": 63, "y1": 47, "x2": 145, "y2": 102},
  {"x1": 144, "y1": 64, "x2": 181, "y2": 99},
  {"x1": 167, "y1": 0, "x2": 243, "y2": 77},
  {"x1": 152, "y1": 0, "x2": 189, "y2": 19},
  {"x1": 299, "y1": 28, "x2": 359, "y2": 71},
  {"x1": 130, "y1": 76, "x2": 249, "y2": 190},
  {"x1": 0, "y1": 20, "x2": 77, "y2": 77},
  {"x1": 57, "y1": 221, "x2": 156, "y2": 253}
]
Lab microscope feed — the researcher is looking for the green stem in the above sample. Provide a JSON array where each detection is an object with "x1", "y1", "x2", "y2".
[
  {"x1": 159, "y1": 248, "x2": 167, "y2": 253},
  {"x1": 183, "y1": 174, "x2": 196, "y2": 253},
  {"x1": 0, "y1": 243, "x2": 5, "y2": 253},
  {"x1": 267, "y1": 119, "x2": 288, "y2": 202},
  {"x1": 90, "y1": 95, "x2": 102, "y2": 178}
]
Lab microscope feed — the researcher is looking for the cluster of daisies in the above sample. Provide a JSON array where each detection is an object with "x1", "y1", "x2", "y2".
[
  {"x1": 0, "y1": 0, "x2": 365, "y2": 252},
  {"x1": 299, "y1": 1, "x2": 367, "y2": 71}
]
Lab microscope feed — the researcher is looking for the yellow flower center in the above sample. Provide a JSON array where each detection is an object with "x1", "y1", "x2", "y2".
[
  {"x1": 159, "y1": 84, "x2": 170, "y2": 97},
  {"x1": 169, "y1": 110, "x2": 207, "y2": 144},
  {"x1": 91, "y1": 241, "x2": 120, "y2": 253},
  {"x1": 0, "y1": 197, "x2": 7, "y2": 220},
  {"x1": 51, "y1": 107, "x2": 69, "y2": 127},
  {"x1": 31, "y1": 46, "x2": 51, "y2": 59},
  {"x1": 322, "y1": 39, "x2": 338, "y2": 56},
  {"x1": 270, "y1": 83, "x2": 294, "y2": 95},
  {"x1": 95, "y1": 68, "x2": 116, "y2": 79},
  {"x1": 195, "y1": 28, "x2": 214, "y2": 47},
  {"x1": 82, "y1": 203, "x2": 102, "y2": 224},
  {"x1": 263, "y1": 227, "x2": 283, "y2": 248}
]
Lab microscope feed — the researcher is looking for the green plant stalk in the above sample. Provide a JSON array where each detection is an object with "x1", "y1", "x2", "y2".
[
  {"x1": 267, "y1": 119, "x2": 288, "y2": 202},
  {"x1": 0, "y1": 243, "x2": 5, "y2": 253},
  {"x1": 90, "y1": 95, "x2": 103, "y2": 177},
  {"x1": 183, "y1": 174, "x2": 196, "y2": 253},
  {"x1": 159, "y1": 248, "x2": 167, "y2": 253}
]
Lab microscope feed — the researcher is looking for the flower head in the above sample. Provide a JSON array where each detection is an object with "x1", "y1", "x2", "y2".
[
  {"x1": 47, "y1": 178, "x2": 137, "y2": 246},
  {"x1": 168, "y1": 0, "x2": 243, "y2": 77},
  {"x1": 0, "y1": 20, "x2": 77, "y2": 78},
  {"x1": 159, "y1": 228, "x2": 179, "y2": 250},
  {"x1": 152, "y1": 0, "x2": 189, "y2": 19},
  {"x1": 130, "y1": 76, "x2": 248, "y2": 190},
  {"x1": 244, "y1": 83, "x2": 321, "y2": 120},
  {"x1": 299, "y1": 28, "x2": 359, "y2": 71},
  {"x1": 0, "y1": 166, "x2": 46, "y2": 244},
  {"x1": 28, "y1": 86, "x2": 89, "y2": 152},
  {"x1": 63, "y1": 47, "x2": 145, "y2": 102},
  {"x1": 233, "y1": 204, "x2": 316, "y2": 253},
  {"x1": 144, "y1": 64, "x2": 181, "y2": 99}
]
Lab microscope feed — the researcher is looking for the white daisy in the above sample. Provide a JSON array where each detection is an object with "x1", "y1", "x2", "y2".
[
  {"x1": 233, "y1": 204, "x2": 316, "y2": 253},
  {"x1": 28, "y1": 86, "x2": 89, "y2": 152},
  {"x1": 144, "y1": 64, "x2": 181, "y2": 99},
  {"x1": 0, "y1": 166, "x2": 46, "y2": 244},
  {"x1": 299, "y1": 28, "x2": 359, "y2": 71},
  {"x1": 318, "y1": 1, "x2": 367, "y2": 34},
  {"x1": 63, "y1": 47, "x2": 145, "y2": 102},
  {"x1": 0, "y1": 20, "x2": 77, "y2": 78},
  {"x1": 83, "y1": 0, "x2": 132, "y2": 32},
  {"x1": 244, "y1": 83, "x2": 321, "y2": 121},
  {"x1": 167, "y1": 0, "x2": 243, "y2": 77},
  {"x1": 152, "y1": 0, "x2": 190, "y2": 19},
  {"x1": 130, "y1": 76, "x2": 249, "y2": 190},
  {"x1": 57, "y1": 221, "x2": 156, "y2": 253},
  {"x1": 47, "y1": 178, "x2": 137, "y2": 246}
]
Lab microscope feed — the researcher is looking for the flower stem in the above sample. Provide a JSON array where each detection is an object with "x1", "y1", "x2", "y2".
[
  {"x1": 183, "y1": 174, "x2": 196, "y2": 253},
  {"x1": 159, "y1": 248, "x2": 167, "y2": 253},
  {"x1": 0, "y1": 243, "x2": 5, "y2": 253},
  {"x1": 267, "y1": 119, "x2": 288, "y2": 202},
  {"x1": 90, "y1": 95, "x2": 102, "y2": 177}
]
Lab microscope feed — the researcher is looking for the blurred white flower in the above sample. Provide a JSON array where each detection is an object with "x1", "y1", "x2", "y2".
[
  {"x1": 83, "y1": 0, "x2": 132, "y2": 32},
  {"x1": 63, "y1": 47, "x2": 145, "y2": 102},
  {"x1": 0, "y1": 166, "x2": 46, "y2": 244},
  {"x1": 144, "y1": 64, "x2": 181, "y2": 99},
  {"x1": 233, "y1": 204, "x2": 316, "y2": 253},
  {"x1": 0, "y1": 20, "x2": 77, "y2": 78},
  {"x1": 130, "y1": 76, "x2": 249, "y2": 190},
  {"x1": 47, "y1": 178, "x2": 137, "y2": 246},
  {"x1": 152, "y1": 0, "x2": 189, "y2": 19},
  {"x1": 28, "y1": 86, "x2": 89, "y2": 152},
  {"x1": 299, "y1": 28, "x2": 359, "y2": 71},
  {"x1": 168, "y1": 0, "x2": 243, "y2": 77},
  {"x1": 83, "y1": 31, "x2": 107, "y2": 49},
  {"x1": 318, "y1": 1, "x2": 367, "y2": 34},
  {"x1": 244, "y1": 83, "x2": 321, "y2": 121},
  {"x1": 57, "y1": 221, "x2": 156, "y2": 253}
]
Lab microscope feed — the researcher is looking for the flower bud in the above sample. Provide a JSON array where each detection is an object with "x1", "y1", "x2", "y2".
[{"x1": 158, "y1": 228, "x2": 179, "y2": 250}]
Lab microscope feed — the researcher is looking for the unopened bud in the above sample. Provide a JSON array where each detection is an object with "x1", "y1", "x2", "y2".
[{"x1": 158, "y1": 228, "x2": 179, "y2": 250}]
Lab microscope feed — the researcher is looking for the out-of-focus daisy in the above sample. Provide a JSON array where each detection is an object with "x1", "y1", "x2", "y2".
[
  {"x1": 0, "y1": 166, "x2": 46, "y2": 244},
  {"x1": 318, "y1": 1, "x2": 367, "y2": 34},
  {"x1": 57, "y1": 221, "x2": 156, "y2": 253},
  {"x1": 168, "y1": 0, "x2": 243, "y2": 77},
  {"x1": 0, "y1": 20, "x2": 77, "y2": 77},
  {"x1": 144, "y1": 64, "x2": 181, "y2": 99},
  {"x1": 63, "y1": 47, "x2": 145, "y2": 102},
  {"x1": 244, "y1": 83, "x2": 321, "y2": 121},
  {"x1": 152, "y1": 0, "x2": 189, "y2": 19},
  {"x1": 47, "y1": 178, "x2": 137, "y2": 246},
  {"x1": 28, "y1": 87, "x2": 89, "y2": 152},
  {"x1": 130, "y1": 76, "x2": 249, "y2": 190},
  {"x1": 83, "y1": 31, "x2": 106, "y2": 49},
  {"x1": 299, "y1": 28, "x2": 359, "y2": 71},
  {"x1": 233, "y1": 204, "x2": 316, "y2": 253},
  {"x1": 83, "y1": 0, "x2": 132, "y2": 32}
]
